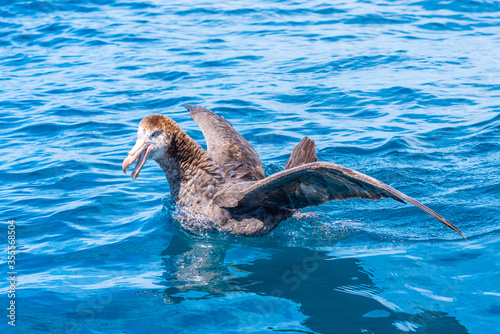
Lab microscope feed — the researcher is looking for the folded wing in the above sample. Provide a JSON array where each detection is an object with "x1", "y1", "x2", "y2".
[
  {"x1": 220, "y1": 161, "x2": 464, "y2": 238},
  {"x1": 185, "y1": 104, "x2": 265, "y2": 181}
]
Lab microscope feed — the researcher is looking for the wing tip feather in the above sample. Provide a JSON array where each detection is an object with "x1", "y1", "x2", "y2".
[{"x1": 396, "y1": 192, "x2": 465, "y2": 239}]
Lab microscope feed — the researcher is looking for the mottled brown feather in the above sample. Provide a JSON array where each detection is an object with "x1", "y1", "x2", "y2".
[{"x1": 140, "y1": 114, "x2": 223, "y2": 202}]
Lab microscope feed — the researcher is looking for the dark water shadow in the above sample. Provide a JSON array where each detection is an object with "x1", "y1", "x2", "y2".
[{"x1": 157, "y1": 233, "x2": 469, "y2": 334}]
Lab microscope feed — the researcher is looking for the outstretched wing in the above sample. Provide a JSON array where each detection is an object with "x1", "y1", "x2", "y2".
[
  {"x1": 184, "y1": 104, "x2": 265, "y2": 181},
  {"x1": 220, "y1": 161, "x2": 464, "y2": 238}
]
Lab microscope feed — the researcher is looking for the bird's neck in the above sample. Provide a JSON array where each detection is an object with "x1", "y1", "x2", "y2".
[{"x1": 157, "y1": 127, "x2": 222, "y2": 202}]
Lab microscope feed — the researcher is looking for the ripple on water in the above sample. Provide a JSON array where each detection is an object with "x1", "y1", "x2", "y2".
[{"x1": 1, "y1": 0, "x2": 499, "y2": 333}]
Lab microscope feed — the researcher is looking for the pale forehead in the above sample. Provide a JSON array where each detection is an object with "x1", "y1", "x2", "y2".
[
  {"x1": 139, "y1": 114, "x2": 165, "y2": 130},
  {"x1": 137, "y1": 114, "x2": 177, "y2": 138}
]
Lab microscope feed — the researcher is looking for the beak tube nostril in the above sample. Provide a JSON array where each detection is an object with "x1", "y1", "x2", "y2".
[
  {"x1": 123, "y1": 140, "x2": 153, "y2": 180},
  {"x1": 122, "y1": 138, "x2": 147, "y2": 175}
]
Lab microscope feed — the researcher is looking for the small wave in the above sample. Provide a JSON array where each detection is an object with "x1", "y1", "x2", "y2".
[
  {"x1": 136, "y1": 71, "x2": 189, "y2": 81},
  {"x1": 345, "y1": 14, "x2": 414, "y2": 25}
]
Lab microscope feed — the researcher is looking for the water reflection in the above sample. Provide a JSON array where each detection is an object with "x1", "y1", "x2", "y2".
[{"x1": 158, "y1": 233, "x2": 468, "y2": 333}]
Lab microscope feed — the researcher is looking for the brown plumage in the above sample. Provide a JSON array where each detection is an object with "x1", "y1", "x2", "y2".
[
  {"x1": 284, "y1": 136, "x2": 318, "y2": 169},
  {"x1": 122, "y1": 104, "x2": 465, "y2": 238},
  {"x1": 188, "y1": 104, "x2": 265, "y2": 181}
]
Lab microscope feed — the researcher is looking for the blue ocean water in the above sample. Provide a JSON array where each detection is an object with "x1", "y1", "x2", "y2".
[{"x1": 1, "y1": 0, "x2": 500, "y2": 333}]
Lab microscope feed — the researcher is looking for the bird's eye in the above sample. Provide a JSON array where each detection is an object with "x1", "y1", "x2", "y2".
[{"x1": 151, "y1": 130, "x2": 163, "y2": 138}]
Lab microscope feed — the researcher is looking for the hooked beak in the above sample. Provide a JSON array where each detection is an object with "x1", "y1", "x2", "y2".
[{"x1": 122, "y1": 138, "x2": 153, "y2": 180}]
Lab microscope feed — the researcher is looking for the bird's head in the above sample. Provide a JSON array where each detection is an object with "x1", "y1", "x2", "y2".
[{"x1": 122, "y1": 114, "x2": 175, "y2": 180}]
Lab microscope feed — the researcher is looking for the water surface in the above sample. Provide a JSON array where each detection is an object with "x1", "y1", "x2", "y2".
[{"x1": 1, "y1": 0, "x2": 500, "y2": 333}]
